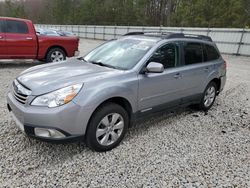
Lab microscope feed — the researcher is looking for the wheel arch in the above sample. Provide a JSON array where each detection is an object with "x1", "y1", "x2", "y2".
[
  {"x1": 45, "y1": 45, "x2": 68, "y2": 58},
  {"x1": 86, "y1": 96, "x2": 134, "y2": 132},
  {"x1": 209, "y1": 78, "x2": 221, "y2": 94},
  {"x1": 101, "y1": 97, "x2": 132, "y2": 115}
]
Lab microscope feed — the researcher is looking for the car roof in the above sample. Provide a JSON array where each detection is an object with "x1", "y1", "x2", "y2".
[
  {"x1": 121, "y1": 35, "x2": 162, "y2": 43},
  {"x1": 0, "y1": 16, "x2": 32, "y2": 23},
  {"x1": 124, "y1": 32, "x2": 213, "y2": 43}
]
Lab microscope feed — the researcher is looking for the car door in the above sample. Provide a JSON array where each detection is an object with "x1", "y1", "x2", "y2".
[
  {"x1": 138, "y1": 42, "x2": 187, "y2": 112},
  {"x1": 180, "y1": 42, "x2": 215, "y2": 102},
  {"x1": 5, "y1": 19, "x2": 37, "y2": 58},
  {"x1": 0, "y1": 19, "x2": 7, "y2": 58}
]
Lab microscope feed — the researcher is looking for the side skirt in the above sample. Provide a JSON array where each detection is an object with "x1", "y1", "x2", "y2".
[{"x1": 131, "y1": 94, "x2": 202, "y2": 125}]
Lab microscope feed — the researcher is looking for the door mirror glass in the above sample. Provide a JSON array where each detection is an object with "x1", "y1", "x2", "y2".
[{"x1": 146, "y1": 62, "x2": 164, "y2": 73}]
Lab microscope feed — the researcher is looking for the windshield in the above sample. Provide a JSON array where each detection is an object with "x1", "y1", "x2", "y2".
[{"x1": 84, "y1": 37, "x2": 157, "y2": 70}]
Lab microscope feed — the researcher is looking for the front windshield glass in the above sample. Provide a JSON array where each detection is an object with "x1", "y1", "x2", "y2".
[{"x1": 84, "y1": 37, "x2": 157, "y2": 70}]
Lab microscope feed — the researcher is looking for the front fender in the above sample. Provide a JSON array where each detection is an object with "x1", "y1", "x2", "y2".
[{"x1": 73, "y1": 82, "x2": 138, "y2": 113}]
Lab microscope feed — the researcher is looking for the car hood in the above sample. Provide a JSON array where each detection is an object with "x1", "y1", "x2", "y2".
[{"x1": 17, "y1": 58, "x2": 121, "y2": 95}]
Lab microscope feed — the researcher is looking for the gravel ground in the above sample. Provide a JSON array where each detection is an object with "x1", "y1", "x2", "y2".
[{"x1": 0, "y1": 39, "x2": 250, "y2": 187}]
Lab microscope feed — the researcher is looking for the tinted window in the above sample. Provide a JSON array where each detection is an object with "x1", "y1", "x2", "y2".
[
  {"x1": 6, "y1": 20, "x2": 28, "y2": 34},
  {"x1": 0, "y1": 20, "x2": 4, "y2": 33},
  {"x1": 184, "y1": 43, "x2": 203, "y2": 65},
  {"x1": 204, "y1": 44, "x2": 220, "y2": 61},
  {"x1": 149, "y1": 43, "x2": 179, "y2": 69}
]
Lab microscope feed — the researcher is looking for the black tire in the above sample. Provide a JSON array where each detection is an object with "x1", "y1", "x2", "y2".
[
  {"x1": 86, "y1": 103, "x2": 129, "y2": 152},
  {"x1": 45, "y1": 47, "x2": 66, "y2": 63},
  {"x1": 199, "y1": 82, "x2": 217, "y2": 111}
]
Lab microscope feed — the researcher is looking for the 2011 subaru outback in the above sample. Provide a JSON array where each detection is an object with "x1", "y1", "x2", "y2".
[{"x1": 7, "y1": 32, "x2": 226, "y2": 152}]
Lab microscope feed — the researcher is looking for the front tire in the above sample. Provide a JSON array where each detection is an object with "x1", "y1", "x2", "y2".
[
  {"x1": 199, "y1": 82, "x2": 217, "y2": 111},
  {"x1": 45, "y1": 48, "x2": 66, "y2": 63},
  {"x1": 86, "y1": 103, "x2": 129, "y2": 152}
]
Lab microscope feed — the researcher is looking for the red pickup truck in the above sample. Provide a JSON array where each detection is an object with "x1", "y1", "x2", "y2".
[{"x1": 0, "y1": 17, "x2": 79, "y2": 62}]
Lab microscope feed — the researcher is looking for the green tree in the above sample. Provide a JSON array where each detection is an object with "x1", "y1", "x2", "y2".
[
  {"x1": 4, "y1": 0, "x2": 26, "y2": 18},
  {"x1": 0, "y1": 0, "x2": 249, "y2": 28}
]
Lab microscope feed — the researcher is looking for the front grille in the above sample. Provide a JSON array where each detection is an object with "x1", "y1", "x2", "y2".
[
  {"x1": 13, "y1": 89, "x2": 28, "y2": 104},
  {"x1": 12, "y1": 80, "x2": 31, "y2": 104}
]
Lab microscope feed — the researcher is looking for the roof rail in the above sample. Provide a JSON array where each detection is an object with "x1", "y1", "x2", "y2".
[
  {"x1": 123, "y1": 32, "x2": 144, "y2": 36},
  {"x1": 124, "y1": 31, "x2": 171, "y2": 36},
  {"x1": 123, "y1": 31, "x2": 212, "y2": 42},
  {"x1": 167, "y1": 33, "x2": 212, "y2": 42}
]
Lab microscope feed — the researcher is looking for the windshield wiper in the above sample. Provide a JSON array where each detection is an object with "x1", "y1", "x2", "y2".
[
  {"x1": 90, "y1": 61, "x2": 118, "y2": 69},
  {"x1": 79, "y1": 59, "x2": 123, "y2": 70}
]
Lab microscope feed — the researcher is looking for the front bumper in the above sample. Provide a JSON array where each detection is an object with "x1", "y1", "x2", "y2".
[
  {"x1": 7, "y1": 92, "x2": 93, "y2": 142},
  {"x1": 24, "y1": 124, "x2": 84, "y2": 143}
]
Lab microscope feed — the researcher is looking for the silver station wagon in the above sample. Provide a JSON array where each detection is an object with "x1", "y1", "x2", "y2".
[{"x1": 7, "y1": 32, "x2": 226, "y2": 151}]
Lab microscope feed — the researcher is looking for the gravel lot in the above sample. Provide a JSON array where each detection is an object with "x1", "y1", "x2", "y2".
[{"x1": 0, "y1": 39, "x2": 250, "y2": 187}]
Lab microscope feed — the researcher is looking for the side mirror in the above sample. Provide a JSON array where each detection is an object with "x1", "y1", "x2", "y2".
[{"x1": 146, "y1": 62, "x2": 164, "y2": 73}]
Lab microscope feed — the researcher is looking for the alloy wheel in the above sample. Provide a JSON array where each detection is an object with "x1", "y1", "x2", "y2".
[
  {"x1": 204, "y1": 86, "x2": 216, "y2": 107},
  {"x1": 96, "y1": 113, "x2": 124, "y2": 146},
  {"x1": 51, "y1": 51, "x2": 64, "y2": 62}
]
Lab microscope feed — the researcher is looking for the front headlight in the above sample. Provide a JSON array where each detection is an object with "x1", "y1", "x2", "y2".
[{"x1": 31, "y1": 84, "x2": 83, "y2": 108}]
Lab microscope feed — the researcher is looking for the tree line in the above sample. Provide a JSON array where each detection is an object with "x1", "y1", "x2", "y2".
[{"x1": 0, "y1": 0, "x2": 249, "y2": 28}]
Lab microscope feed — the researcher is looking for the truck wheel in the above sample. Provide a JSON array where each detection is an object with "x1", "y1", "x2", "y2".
[
  {"x1": 86, "y1": 103, "x2": 129, "y2": 152},
  {"x1": 199, "y1": 82, "x2": 217, "y2": 111},
  {"x1": 46, "y1": 48, "x2": 66, "y2": 63}
]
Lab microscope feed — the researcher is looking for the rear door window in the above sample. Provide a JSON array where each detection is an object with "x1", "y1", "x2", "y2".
[
  {"x1": 203, "y1": 44, "x2": 220, "y2": 62},
  {"x1": 184, "y1": 42, "x2": 203, "y2": 65},
  {"x1": 0, "y1": 20, "x2": 4, "y2": 33},
  {"x1": 6, "y1": 20, "x2": 28, "y2": 34}
]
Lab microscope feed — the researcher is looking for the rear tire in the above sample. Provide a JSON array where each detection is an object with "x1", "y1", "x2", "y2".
[
  {"x1": 45, "y1": 48, "x2": 66, "y2": 63},
  {"x1": 86, "y1": 103, "x2": 129, "y2": 152},
  {"x1": 199, "y1": 82, "x2": 217, "y2": 111}
]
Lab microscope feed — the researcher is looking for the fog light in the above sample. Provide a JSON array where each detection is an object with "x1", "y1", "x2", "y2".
[{"x1": 34, "y1": 128, "x2": 66, "y2": 138}]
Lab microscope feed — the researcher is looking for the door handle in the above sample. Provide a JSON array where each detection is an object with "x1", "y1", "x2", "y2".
[
  {"x1": 26, "y1": 37, "x2": 33, "y2": 40},
  {"x1": 174, "y1": 73, "x2": 182, "y2": 79}
]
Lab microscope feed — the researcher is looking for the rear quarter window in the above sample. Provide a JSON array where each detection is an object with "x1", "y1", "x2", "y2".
[
  {"x1": 203, "y1": 44, "x2": 220, "y2": 62},
  {"x1": 6, "y1": 20, "x2": 29, "y2": 34},
  {"x1": 184, "y1": 42, "x2": 203, "y2": 65}
]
